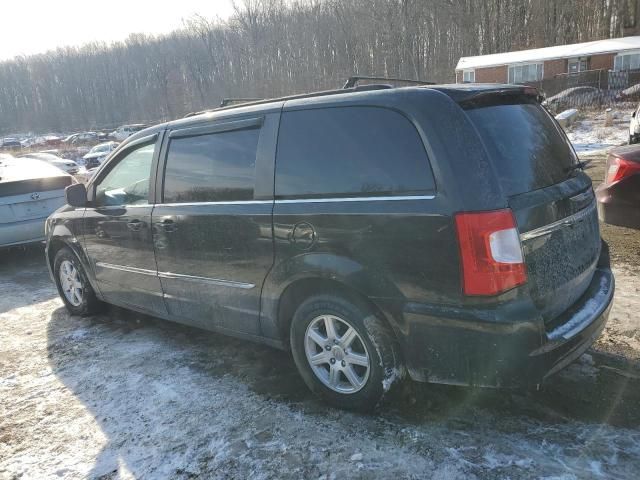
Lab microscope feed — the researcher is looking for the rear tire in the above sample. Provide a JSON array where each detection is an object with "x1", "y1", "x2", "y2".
[
  {"x1": 53, "y1": 247, "x2": 102, "y2": 316},
  {"x1": 290, "y1": 294, "x2": 403, "y2": 410}
]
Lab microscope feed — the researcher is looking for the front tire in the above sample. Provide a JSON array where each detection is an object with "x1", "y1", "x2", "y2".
[
  {"x1": 290, "y1": 294, "x2": 403, "y2": 410},
  {"x1": 53, "y1": 247, "x2": 102, "y2": 316}
]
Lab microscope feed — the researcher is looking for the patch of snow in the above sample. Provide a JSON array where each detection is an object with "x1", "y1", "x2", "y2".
[
  {"x1": 565, "y1": 112, "x2": 630, "y2": 155},
  {"x1": 382, "y1": 367, "x2": 402, "y2": 392}
]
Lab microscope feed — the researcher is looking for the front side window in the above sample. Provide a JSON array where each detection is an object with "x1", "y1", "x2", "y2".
[
  {"x1": 508, "y1": 63, "x2": 543, "y2": 83},
  {"x1": 163, "y1": 127, "x2": 259, "y2": 203},
  {"x1": 94, "y1": 143, "x2": 154, "y2": 206},
  {"x1": 275, "y1": 106, "x2": 435, "y2": 198}
]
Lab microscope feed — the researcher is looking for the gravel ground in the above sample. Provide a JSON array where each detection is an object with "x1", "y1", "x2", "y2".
[{"x1": 1, "y1": 246, "x2": 640, "y2": 480}]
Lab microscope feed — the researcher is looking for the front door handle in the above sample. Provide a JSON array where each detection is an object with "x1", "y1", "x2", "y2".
[
  {"x1": 127, "y1": 220, "x2": 142, "y2": 232},
  {"x1": 158, "y1": 219, "x2": 178, "y2": 233}
]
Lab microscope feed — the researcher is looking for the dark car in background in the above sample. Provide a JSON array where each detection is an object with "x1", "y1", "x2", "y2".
[
  {"x1": 45, "y1": 82, "x2": 614, "y2": 409},
  {"x1": 596, "y1": 144, "x2": 640, "y2": 229}
]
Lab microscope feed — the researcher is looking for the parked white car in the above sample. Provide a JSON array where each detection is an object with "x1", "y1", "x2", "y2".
[
  {"x1": 0, "y1": 155, "x2": 73, "y2": 248},
  {"x1": 83, "y1": 141, "x2": 119, "y2": 169},
  {"x1": 63, "y1": 131, "x2": 98, "y2": 145},
  {"x1": 19, "y1": 152, "x2": 79, "y2": 175},
  {"x1": 629, "y1": 104, "x2": 640, "y2": 144},
  {"x1": 112, "y1": 124, "x2": 147, "y2": 141}
]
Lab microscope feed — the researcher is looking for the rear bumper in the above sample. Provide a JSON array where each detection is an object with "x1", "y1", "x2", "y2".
[
  {"x1": 0, "y1": 217, "x2": 47, "y2": 248},
  {"x1": 528, "y1": 267, "x2": 613, "y2": 382},
  {"x1": 400, "y1": 253, "x2": 614, "y2": 387}
]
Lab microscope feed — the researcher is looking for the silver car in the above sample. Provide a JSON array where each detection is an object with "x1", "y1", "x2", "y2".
[
  {"x1": 19, "y1": 152, "x2": 80, "y2": 175},
  {"x1": 0, "y1": 155, "x2": 72, "y2": 247}
]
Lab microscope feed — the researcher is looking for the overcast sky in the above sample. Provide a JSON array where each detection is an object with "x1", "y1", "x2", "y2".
[{"x1": 0, "y1": 0, "x2": 235, "y2": 61}]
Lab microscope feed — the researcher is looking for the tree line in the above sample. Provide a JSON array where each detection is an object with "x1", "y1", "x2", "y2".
[{"x1": 0, "y1": 0, "x2": 634, "y2": 134}]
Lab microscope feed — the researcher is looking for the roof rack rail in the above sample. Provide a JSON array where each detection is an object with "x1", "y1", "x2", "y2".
[
  {"x1": 343, "y1": 75, "x2": 434, "y2": 89},
  {"x1": 181, "y1": 81, "x2": 419, "y2": 119},
  {"x1": 219, "y1": 98, "x2": 263, "y2": 107}
]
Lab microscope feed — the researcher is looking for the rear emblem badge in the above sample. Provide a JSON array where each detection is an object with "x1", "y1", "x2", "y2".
[{"x1": 30, "y1": 192, "x2": 40, "y2": 200}]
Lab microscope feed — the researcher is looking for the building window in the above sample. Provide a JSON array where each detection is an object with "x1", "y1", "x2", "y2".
[
  {"x1": 624, "y1": 0, "x2": 637, "y2": 28},
  {"x1": 568, "y1": 58, "x2": 588, "y2": 74},
  {"x1": 508, "y1": 63, "x2": 543, "y2": 84},
  {"x1": 462, "y1": 70, "x2": 475, "y2": 83},
  {"x1": 614, "y1": 52, "x2": 640, "y2": 71}
]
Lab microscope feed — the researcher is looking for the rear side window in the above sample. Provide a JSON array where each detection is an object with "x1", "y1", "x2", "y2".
[
  {"x1": 163, "y1": 127, "x2": 259, "y2": 203},
  {"x1": 275, "y1": 106, "x2": 434, "y2": 198},
  {"x1": 464, "y1": 98, "x2": 579, "y2": 196}
]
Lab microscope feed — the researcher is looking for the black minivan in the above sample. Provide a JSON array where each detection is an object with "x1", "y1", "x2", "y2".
[{"x1": 46, "y1": 83, "x2": 614, "y2": 409}]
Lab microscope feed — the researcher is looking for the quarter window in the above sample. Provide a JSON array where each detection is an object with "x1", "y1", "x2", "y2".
[
  {"x1": 94, "y1": 143, "x2": 154, "y2": 207},
  {"x1": 163, "y1": 127, "x2": 259, "y2": 203},
  {"x1": 275, "y1": 106, "x2": 435, "y2": 198}
]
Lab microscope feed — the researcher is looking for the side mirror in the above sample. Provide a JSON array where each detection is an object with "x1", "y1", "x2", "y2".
[{"x1": 65, "y1": 183, "x2": 87, "y2": 207}]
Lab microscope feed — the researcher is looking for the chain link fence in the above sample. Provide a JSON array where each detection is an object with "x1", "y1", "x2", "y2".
[{"x1": 525, "y1": 69, "x2": 640, "y2": 113}]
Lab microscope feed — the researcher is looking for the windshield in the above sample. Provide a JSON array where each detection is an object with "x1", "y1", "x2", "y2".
[{"x1": 465, "y1": 98, "x2": 579, "y2": 196}]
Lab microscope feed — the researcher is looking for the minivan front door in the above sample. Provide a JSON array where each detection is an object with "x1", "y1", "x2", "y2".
[
  {"x1": 83, "y1": 134, "x2": 167, "y2": 316},
  {"x1": 152, "y1": 115, "x2": 278, "y2": 335}
]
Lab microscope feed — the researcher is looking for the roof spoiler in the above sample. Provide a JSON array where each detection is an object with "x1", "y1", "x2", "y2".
[{"x1": 457, "y1": 86, "x2": 545, "y2": 108}]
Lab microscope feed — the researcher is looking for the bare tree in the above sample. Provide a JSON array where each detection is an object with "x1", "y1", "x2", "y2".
[{"x1": 0, "y1": 0, "x2": 633, "y2": 134}]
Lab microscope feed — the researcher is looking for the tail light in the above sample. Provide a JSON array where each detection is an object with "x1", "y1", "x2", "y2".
[
  {"x1": 606, "y1": 155, "x2": 640, "y2": 184},
  {"x1": 455, "y1": 209, "x2": 527, "y2": 296}
]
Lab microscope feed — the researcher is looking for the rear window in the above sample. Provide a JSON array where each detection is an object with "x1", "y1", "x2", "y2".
[
  {"x1": 275, "y1": 106, "x2": 435, "y2": 198},
  {"x1": 465, "y1": 98, "x2": 579, "y2": 196}
]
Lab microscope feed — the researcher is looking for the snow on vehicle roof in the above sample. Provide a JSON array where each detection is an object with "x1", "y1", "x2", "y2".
[
  {"x1": 0, "y1": 156, "x2": 69, "y2": 183},
  {"x1": 456, "y1": 35, "x2": 640, "y2": 70}
]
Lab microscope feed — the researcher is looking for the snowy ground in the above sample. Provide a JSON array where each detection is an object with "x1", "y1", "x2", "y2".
[
  {"x1": 1, "y1": 248, "x2": 640, "y2": 479},
  {"x1": 564, "y1": 110, "x2": 631, "y2": 155}
]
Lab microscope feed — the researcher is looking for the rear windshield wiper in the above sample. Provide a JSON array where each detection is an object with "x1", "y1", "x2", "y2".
[{"x1": 565, "y1": 159, "x2": 592, "y2": 173}]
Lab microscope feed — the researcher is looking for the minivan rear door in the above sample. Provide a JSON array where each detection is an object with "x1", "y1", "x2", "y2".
[
  {"x1": 464, "y1": 96, "x2": 601, "y2": 323},
  {"x1": 152, "y1": 113, "x2": 280, "y2": 335}
]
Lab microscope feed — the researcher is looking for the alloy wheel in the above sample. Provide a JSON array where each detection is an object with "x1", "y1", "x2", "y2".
[
  {"x1": 304, "y1": 314, "x2": 371, "y2": 394},
  {"x1": 59, "y1": 260, "x2": 84, "y2": 307}
]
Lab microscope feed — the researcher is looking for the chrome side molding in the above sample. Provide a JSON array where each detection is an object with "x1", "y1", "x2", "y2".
[{"x1": 96, "y1": 262, "x2": 255, "y2": 289}]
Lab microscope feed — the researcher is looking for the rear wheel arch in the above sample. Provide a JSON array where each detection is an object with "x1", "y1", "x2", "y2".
[
  {"x1": 286, "y1": 286, "x2": 406, "y2": 409},
  {"x1": 276, "y1": 276, "x2": 398, "y2": 347}
]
